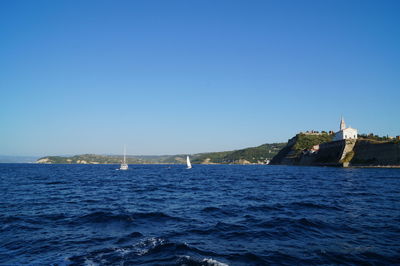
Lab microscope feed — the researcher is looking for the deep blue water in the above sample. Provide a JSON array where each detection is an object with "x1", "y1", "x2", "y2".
[{"x1": 1, "y1": 164, "x2": 399, "y2": 265}]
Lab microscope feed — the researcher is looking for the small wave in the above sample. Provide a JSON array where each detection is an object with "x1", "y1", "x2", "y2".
[
  {"x1": 202, "y1": 206, "x2": 221, "y2": 212},
  {"x1": 83, "y1": 199, "x2": 100, "y2": 203},
  {"x1": 45, "y1": 181, "x2": 67, "y2": 185},
  {"x1": 215, "y1": 222, "x2": 248, "y2": 232},
  {"x1": 246, "y1": 203, "x2": 284, "y2": 212},
  {"x1": 298, "y1": 217, "x2": 324, "y2": 228},
  {"x1": 359, "y1": 250, "x2": 400, "y2": 264},
  {"x1": 227, "y1": 252, "x2": 267, "y2": 264},
  {"x1": 39, "y1": 213, "x2": 68, "y2": 221},
  {"x1": 189, "y1": 228, "x2": 217, "y2": 235},
  {"x1": 0, "y1": 215, "x2": 23, "y2": 223},
  {"x1": 201, "y1": 206, "x2": 236, "y2": 217},
  {"x1": 132, "y1": 211, "x2": 179, "y2": 220},
  {"x1": 115, "y1": 232, "x2": 143, "y2": 244},
  {"x1": 134, "y1": 238, "x2": 223, "y2": 262},
  {"x1": 135, "y1": 237, "x2": 168, "y2": 255},
  {"x1": 68, "y1": 237, "x2": 224, "y2": 265},
  {"x1": 72, "y1": 211, "x2": 183, "y2": 227},
  {"x1": 316, "y1": 249, "x2": 400, "y2": 265},
  {"x1": 346, "y1": 191, "x2": 379, "y2": 197},
  {"x1": 257, "y1": 217, "x2": 328, "y2": 231},
  {"x1": 1, "y1": 214, "x2": 65, "y2": 226},
  {"x1": 65, "y1": 236, "x2": 115, "y2": 246},
  {"x1": 203, "y1": 258, "x2": 229, "y2": 266},
  {"x1": 67, "y1": 237, "x2": 169, "y2": 264},
  {"x1": 189, "y1": 222, "x2": 250, "y2": 238},
  {"x1": 243, "y1": 195, "x2": 265, "y2": 201},
  {"x1": 289, "y1": 201, "x2": 341, "y2": 211},
  {"x1": 78, "y1": 211, "x2": 134, "y2": 224},
  {"x1": 1, "y1": 223, "x2": 41, "y2": 232}
]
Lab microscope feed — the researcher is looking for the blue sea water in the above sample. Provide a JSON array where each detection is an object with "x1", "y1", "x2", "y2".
[{"x1": 0, "y1": 164, "x2": 399, "y2": 265}]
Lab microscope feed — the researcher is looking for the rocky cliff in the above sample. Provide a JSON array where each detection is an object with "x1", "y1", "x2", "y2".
[
  {"x1": 351, "y1": 140, "x2": 400, "y2": 166},
  {"x1": 271, "y1": 134, "x2": 400, "y2": 167},
  {"x1": 270, "y1": 133, "x2": 334, "y2": 165}
]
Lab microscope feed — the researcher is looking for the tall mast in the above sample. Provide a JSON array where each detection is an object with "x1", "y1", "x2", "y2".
[{"x1": 124, "y1": 145, "x2": 126, "y2": 164}]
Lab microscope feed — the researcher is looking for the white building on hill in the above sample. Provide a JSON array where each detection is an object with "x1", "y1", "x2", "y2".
[{"x1": 333, "y1": 117, "x2": 358, "y2": 141}]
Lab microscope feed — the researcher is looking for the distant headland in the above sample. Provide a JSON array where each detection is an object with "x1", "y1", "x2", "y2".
[
  {"x1": 36, "y1": 143, "x2": 286, "y2": 165},
  {"x1": 270, "y1": 118, "x2": 400, "y2": 168}
]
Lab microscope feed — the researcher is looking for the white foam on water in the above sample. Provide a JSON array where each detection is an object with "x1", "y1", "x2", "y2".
[
  {"x1": 115, "y1": 247, "x2": 131, "y2": 256},
  {"x1": 202, "y1": 258, "x2": 229, "y2": 266},
  {"x1": 135, "y1": 237, "x2": 166, "y2": 256},
  {"x1": 83, "y1": 258, "x2": 98, "y2": 266},
  {"x1": 178, "y1": 255, "x2": 229, "y2": 266}
]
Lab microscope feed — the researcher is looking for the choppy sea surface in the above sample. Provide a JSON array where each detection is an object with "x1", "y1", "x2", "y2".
[{"x1": 0, "y1": 164, "x2": 399, "y2": 265}]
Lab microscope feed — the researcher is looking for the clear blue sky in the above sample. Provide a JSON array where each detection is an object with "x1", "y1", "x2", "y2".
[{"x1": 1, "y1": 0, "x2": 399, "y2": 156}]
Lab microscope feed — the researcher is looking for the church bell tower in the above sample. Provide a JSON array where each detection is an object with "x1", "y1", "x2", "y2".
[{"x1": 340, "y1": 117, "x2": 346, "y2": 130}]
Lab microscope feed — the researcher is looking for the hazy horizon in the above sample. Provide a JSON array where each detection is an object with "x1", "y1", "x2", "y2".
[{"x1": 1, "y1": 0, "x2": 399, "y2": 156}]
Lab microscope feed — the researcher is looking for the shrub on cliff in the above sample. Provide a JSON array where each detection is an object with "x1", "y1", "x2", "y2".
[{"x1": 293, "y1": 133, "x2": 333, "y2": 151}]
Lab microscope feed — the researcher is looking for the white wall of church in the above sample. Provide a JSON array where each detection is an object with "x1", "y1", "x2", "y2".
[
  {"x1": 344, "y1": 128, "x2": 358, "y2": 139},
  {"x1": 333, "y1": 128, "x2": 358, "y2": 141}
]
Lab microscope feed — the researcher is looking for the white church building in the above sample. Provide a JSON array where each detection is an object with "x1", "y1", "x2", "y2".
[{"x1": 333, "y1": 117, "x2": 358, "y2": 141}]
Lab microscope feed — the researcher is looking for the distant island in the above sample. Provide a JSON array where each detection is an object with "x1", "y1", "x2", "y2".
[{"x1": 36, "y1": 143, "x2": 286, "y2": 165}]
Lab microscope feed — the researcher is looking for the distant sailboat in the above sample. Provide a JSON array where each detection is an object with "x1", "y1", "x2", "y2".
[
  {"x1": 120, "y1": 145, "x2": 128, "y2": 170},
  {"x1": 186, "y1": 155, "x2": 192, "y2": 169}
]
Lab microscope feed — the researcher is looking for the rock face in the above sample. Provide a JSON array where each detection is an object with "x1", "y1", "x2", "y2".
[
  {"x1": 351, "y1": 140, "x2": 400, "y2": 166},
  {"x1": 272, "y1": 139, "x2": 353, "y2": 167},
  {"x1": 270, "y1": 133, "x2": 335, "y2": 165},
  {"x1": 312, "y1": 140, "x2": 356, "y2": 167}
]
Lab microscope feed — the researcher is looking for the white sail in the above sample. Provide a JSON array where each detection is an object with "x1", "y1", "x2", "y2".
[
  {"x1": 120, "y1": 145, "x2": 128, "y2": 170},
  {"x1": 186, "y1": 155, "x2": 192, "y2": 169}
]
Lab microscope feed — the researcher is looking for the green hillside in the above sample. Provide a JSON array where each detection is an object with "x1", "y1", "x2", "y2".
[
  {"x1": 192, "y1": 143, "x2": 286, "y2": 164},
  {"x1": 292, "y1": 133, "x2": 333, "y2": 155},
  {"x1": 36, "y1": 142, "x2": 286, "y2": 165}
]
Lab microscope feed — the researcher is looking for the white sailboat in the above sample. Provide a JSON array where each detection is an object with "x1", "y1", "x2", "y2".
[
  {"x1": 120, "y1": 145, "x2": 128, "y2": 170},
  {"x1": 186, "y1": 155, "x2": 192, "y2": 169}
]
